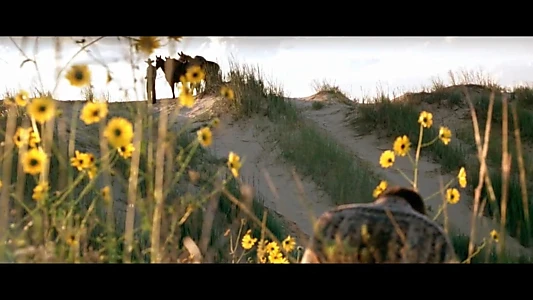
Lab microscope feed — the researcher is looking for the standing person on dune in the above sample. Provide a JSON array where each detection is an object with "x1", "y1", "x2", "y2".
[{"x1": 145, "y1": 58, "x2": 157, "y2": 104}]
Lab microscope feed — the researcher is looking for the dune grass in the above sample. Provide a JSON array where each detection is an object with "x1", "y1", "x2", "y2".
[
  {"x1": 451, "y1": 231, "x2": 533, "y2": 263},
  {"x1": 0, "y1": 38, "x2": 298, "y2": 263},
  {"x1": 423, "y1": 78, "x2": 533, "y2": 247},
  {"x1": 473, "y1": 92, "x2": 533, "y2": 144},
  {"x1": 0, "y1": 99, "x2": 290, "y2": 263},
  {"x1": 353, "y1": 97, "x2": 469, "y2": 174},
  {"x1": 225, "y1": 62, "x2": 379, "y2": 206},
  {"x1": 457, "y1": 93, "x2": 533, "y2": 247},
  {"x1": 354, "y1": 81, "x2": 533, "y2": 261},
  {"x1": 311, "y1": 79, "x2": 347, "y2": 97}
]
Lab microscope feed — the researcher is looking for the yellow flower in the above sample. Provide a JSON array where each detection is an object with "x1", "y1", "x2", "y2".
[
  {"x1": 65, "y1": 64, "x2": 92, "y2": 88},
  {"x1": 372, "y1": 180, "x2": 388, "y2": 198},
  {"x1": 80, "y1": 101, "x2": 108, "y2": 125},
  {"x1": 185, "y1": 65, "x2": 205, "y2": 84},
  {"x1": 101, "y1": 186, "x2": 111, "y2": 203},
  {"x1": 490, "y1": 229, "x2": 499, "y2": 243},
  {"x1": 241, "y1": 230, "x2": 257, "y2": 250},
  {"x1": 32, "y1": 181, "x2": 49, "y2": 202},
  {"x1": 22, "y1": 148, "x2": 47, "y2": 175},
  {"x1": 256, "y1": 240, "x2": 268, "y2": 262},
  {"x1": 273, "y1": 256, "x2": 289, "y2": 264},
  {"x1": 265, "y1": 241, "x2": 279, "y2": 254},
  {"x1": 446, "y1": 188, "x2": 460, "y2": 204},
  {"x1": 227, "y1": 151, "x2": 242, "y2": 178},
  {"x1": 104, "y1": 117, "x2": 134, "y2": 149},
  {"x1": 268, "y1": 250, "x2": 287, "y2": 263},
  {"x1": 197, "y1": 127, "x2": 213, "y2": 148},
  {"x1": 15, "y1": 90, "x2": 29, "y2": 107},
  {"x1": 87, "y1": 166, "x2": 98, "y2": 180},
  {"x1": 418, "y1": 111, "x2": 433, "y2": 128},
  {"x1": 29, "y1": 130, "x2": 41, "y2": 148},
  {"x1": 118, "y1": 143, "x2": 135, "y2": 159},
  {"x1": 85, "y1": 153, "x2": 95, "y2": 168},
  {"x1": 220, "y1": 86, "x2": 235, "y2": 100},
  {"x1": 439, "y1": 126, "x2": 452, "y2": 145},
  {"x1": 70, "y1": 151, "x2": 85, "y2": 171},
  {"x1": 210, "y1": 117, "x2": 220, "y2": 129},
  {"x1": 458, "y1": 167, "x2": 467, "y2": 188},
  {"x1": 135, "y1": 36, "x2": 161, "y2": 55},
  {"x1": 379, "y1": 150, "x2": 395, "y2": 169},
  {"x1": 179, "y1": 87, "x2": 195, "y2": 108},
  {"x1": 27, "y1": 96, "x2": 56, "y2": 124},
  {"x1": 13, "y1": 127, "x2": 32, "y2": 148},
  {"x1": 66, "y1": 234, "x2": 77, "y2": 247},
  {"x1": 393, "y1": 135, "x2": 411, "y2": 157},
  {"x1": 70, "y1": 150, "x2": 95, "y2": 171},
  {"x1": 282, "y1": 235, "x2": 296, "y2": 253}
]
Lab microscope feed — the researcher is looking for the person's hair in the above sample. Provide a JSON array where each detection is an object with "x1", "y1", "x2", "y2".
[{"x1": 379, "y1": 186, "x2": 426, "y2": 215}]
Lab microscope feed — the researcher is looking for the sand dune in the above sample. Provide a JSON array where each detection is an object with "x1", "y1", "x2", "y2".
[
  {"x1": 58, "y1": 91, "x2": 532, "y2": 260},
  {"x1": 155, "y1": 91, "x2": 532, "y2": 259},
  {"x1": 286, "y1": 94, "x2": 532, "y2": 258}
]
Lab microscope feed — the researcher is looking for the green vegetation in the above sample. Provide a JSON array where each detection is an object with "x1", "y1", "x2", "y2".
[
  {"x1": 311, "y1": 101, "x2": 325, "y2": 110},
  {"x1": 225, "y1": 62, "x2": 379, "y2": 206},
  {"x1": 354, "y1": 76, "x2": 533, "y2": 260},
  {"x1": 311, "y1": 79, "x2": 346, "y2": 96},
  {"x1": 451, "y1": 232, "x2": 533, "y2": 263},
  {"x1": 353, "y1": 97, "x2": 469, "y2": 174},
  {"x1": 0, "y1": 60, "x2": 289, "y2": 263}
]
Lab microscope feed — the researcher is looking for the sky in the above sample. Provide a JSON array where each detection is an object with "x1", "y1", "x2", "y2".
[{"x1": 1, "y1": 36, "x2": 533, "y2": 102}]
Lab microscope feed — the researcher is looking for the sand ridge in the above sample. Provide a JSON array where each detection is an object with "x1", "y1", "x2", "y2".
[
  {"x1": 286, "y1": 95, "x2": 533, "y2": 258},
  {"x1": 175, "y1": 99, "x2": 331, "y2": 245}
]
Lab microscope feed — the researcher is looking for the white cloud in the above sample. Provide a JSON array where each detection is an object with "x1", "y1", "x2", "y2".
[{"x1": 444, "y1": 37, "x2": 456, "y2": 43}]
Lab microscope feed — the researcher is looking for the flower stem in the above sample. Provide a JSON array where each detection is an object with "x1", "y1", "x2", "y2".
[
  {"x1": 432, "y1": 205, "x2": 444, "y2": 221},
  {"x1": 413, "y1": 124, "x2": 424, "y2": 190},
  {"x1": 424, "y1": 178, "x2": 455, "y2": 202},
  {"x1": 394, "y1": 167, "x2": 414, "y2": 186},
  {"x1": 420, "y1": 136, "x2": 439, "y2": 148},
  {"x1": 462, "y1": 239, "x2": 486, "y2": 264}
]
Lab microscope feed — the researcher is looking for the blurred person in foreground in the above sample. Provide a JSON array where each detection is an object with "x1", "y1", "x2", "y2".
[{"x1": 301, "y1": 186, "x2": 458, "y2": 263}]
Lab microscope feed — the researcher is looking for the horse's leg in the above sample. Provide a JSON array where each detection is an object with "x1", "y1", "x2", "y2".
[
  {"x1": 195, "y1": 82, "x2": 202, "y2": 96},
  {"x1": 199, "y1": 81, "x2": 205, "y2": 96},
  {"x1": 171, "y1": 82, "x2": 176, "y2": 99},
  {"x1": 152, "y1": 81, "x2": 157, "y2": 104}
]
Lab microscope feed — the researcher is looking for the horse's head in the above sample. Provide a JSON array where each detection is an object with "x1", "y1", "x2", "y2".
[
  {"x1": 178, "y1": 51, "x2": 193, "y2": 63},
  {"x1": 155, "y1": 55, "x2": 165, "y2": 69}
]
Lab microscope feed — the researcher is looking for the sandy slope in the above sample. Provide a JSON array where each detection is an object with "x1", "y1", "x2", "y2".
[
  {"x1": 58, "y1": 98, "x2": 323, "y2": 244},
  {"x1": 287, "y1": 95, "x2": 533, "y2": 258},
  {"x1": 172, "y1": 97, "x2": 332, "y2": 245}
]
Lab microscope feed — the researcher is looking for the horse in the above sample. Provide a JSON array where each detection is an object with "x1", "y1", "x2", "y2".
[
  {"x1": 155, "y1": 55, "x2": 189, "y2": 99},
  {"x1": 178, "y1": 51, "x2": 223, "y2": 93}
]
